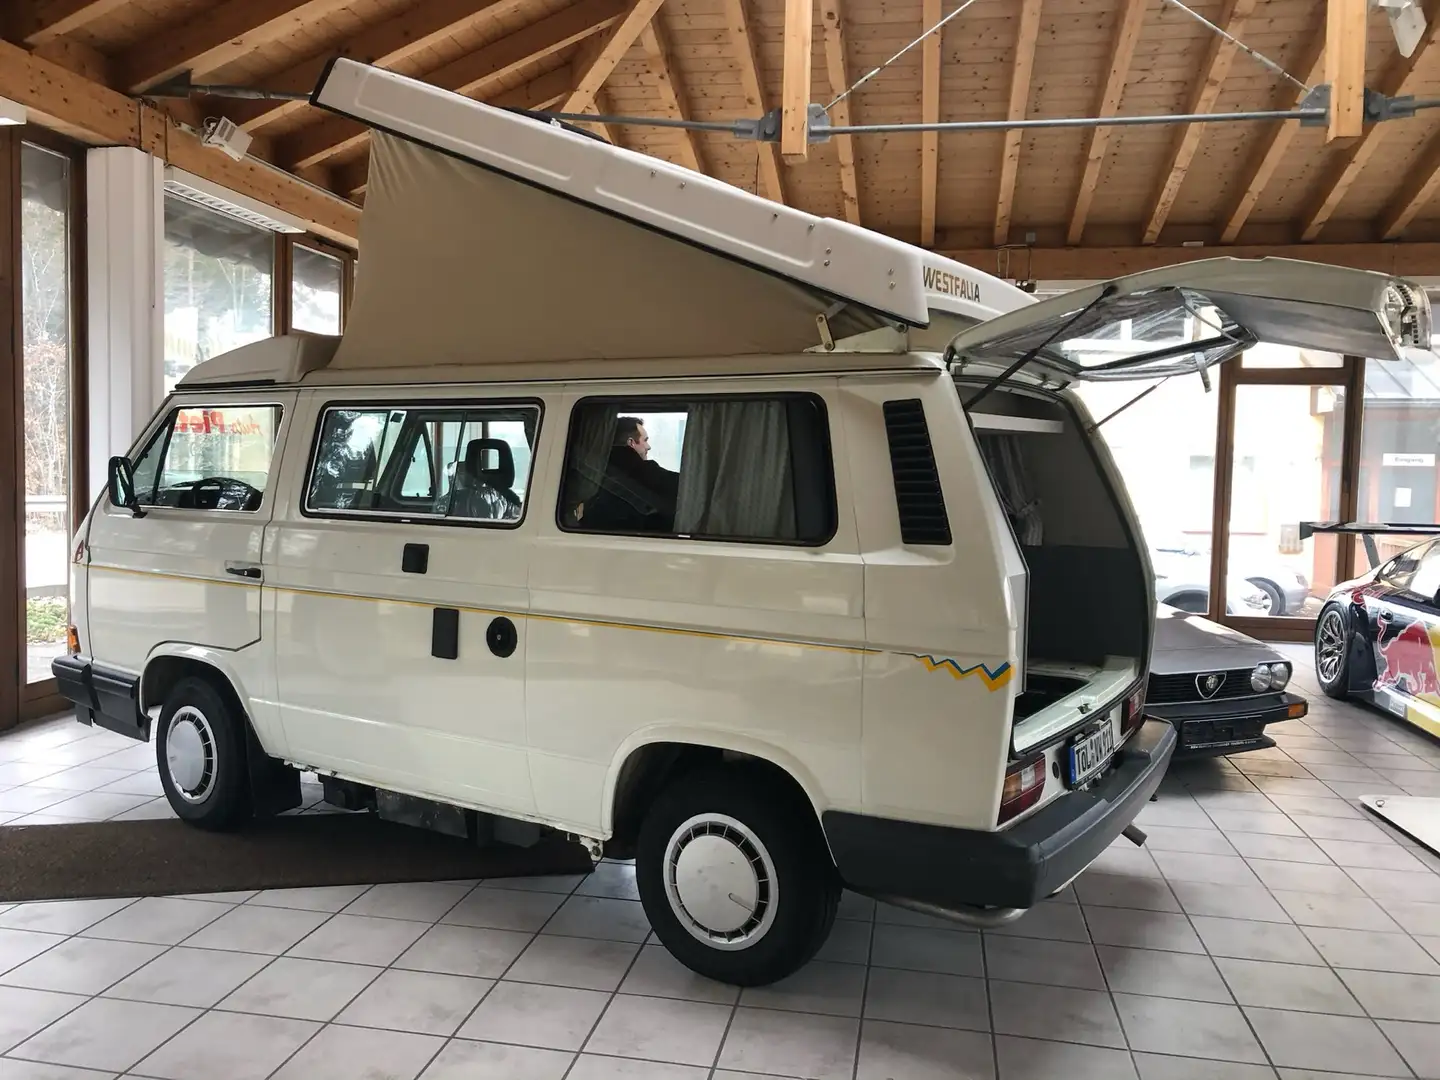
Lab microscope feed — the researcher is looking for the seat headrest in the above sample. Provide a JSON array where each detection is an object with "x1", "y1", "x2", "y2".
[{"x1": 463, "y1": 438, "x2": 515, "y2": 491}]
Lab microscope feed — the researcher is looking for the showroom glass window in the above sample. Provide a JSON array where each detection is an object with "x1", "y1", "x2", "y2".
[
  {"x1": 19, "y1": 142, "x2": 76, "y2": 685},
  {"x1": 163, "y1": 195, "x2": 274, "y2": 394},
  {"x1": 1353, "y1": 301, "x2": 1440, "y2": 573},
  {"x1": 291, "y1": 244, "x2": 343, "y2": 335}
]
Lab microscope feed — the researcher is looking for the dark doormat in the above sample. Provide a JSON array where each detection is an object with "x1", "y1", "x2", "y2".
[{"x1": 0, "y1": 814, "x2": 594, "y2": 903}]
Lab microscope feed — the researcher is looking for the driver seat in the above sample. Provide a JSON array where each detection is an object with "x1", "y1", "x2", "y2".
[{"x1": 444, "y1": 438, "x2": 522, "y2": 521}]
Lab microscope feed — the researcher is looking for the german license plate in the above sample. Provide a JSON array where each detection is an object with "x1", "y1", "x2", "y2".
[{"x1": 1066, "y1": 722, "x2": 1116, "y2": 787}]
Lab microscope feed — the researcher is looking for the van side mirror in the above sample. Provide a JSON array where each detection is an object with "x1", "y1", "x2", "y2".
[{"x1": 107, "y1": 456, "x2": 145, "y2": 518}]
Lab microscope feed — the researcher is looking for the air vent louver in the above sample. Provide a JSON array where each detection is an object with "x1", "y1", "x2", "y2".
[{"x1": 883, "y1": 398, "x2": 952, "y2": 545}]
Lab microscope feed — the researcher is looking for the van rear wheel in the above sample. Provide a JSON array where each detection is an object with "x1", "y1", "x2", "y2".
[
  {"x1": 156, "y1": 676, "x2": 252, "y2": 830},
  {"x1": 635, "y1": 764, "x2": 839, "y2": 987}
]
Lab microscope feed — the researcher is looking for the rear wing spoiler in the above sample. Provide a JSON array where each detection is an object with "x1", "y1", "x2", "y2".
[{"x1": 1300, "y1": 520, "x2": 1440, "y2": 569}]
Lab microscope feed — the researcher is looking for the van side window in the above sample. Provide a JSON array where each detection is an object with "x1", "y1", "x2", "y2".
[
  {"x1": 306, "y1": 403, "x2": 540, "y2": 525},
  {"x1": 559, "y1": 395, "x2": 835, "y2": 544},
  {"x1": 129, "y1": 404, "x2": 282, "y2": 512}
]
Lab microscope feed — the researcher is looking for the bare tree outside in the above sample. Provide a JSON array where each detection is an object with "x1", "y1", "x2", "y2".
[{"x1": 20, "y1": 143, "x2": 72, "y2": 681}]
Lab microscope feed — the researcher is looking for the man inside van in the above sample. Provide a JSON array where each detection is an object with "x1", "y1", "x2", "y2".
[{"x1": 580, "y1": 416, "x2": 679, "y2": 533}]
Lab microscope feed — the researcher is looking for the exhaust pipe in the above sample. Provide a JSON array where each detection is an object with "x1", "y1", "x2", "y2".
[{"x1": 867, "y1": 894, "x2": 1028, "y2": 929}]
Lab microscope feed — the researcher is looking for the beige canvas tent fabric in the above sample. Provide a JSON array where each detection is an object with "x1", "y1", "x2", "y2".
[{"x1": 330, "y1": 131, "x2": 885, "y2": 370}]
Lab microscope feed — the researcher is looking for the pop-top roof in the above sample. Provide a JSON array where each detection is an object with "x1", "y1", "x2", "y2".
[{"x1": 287, "y1": 57, "x2": 1033, "y2": 372}]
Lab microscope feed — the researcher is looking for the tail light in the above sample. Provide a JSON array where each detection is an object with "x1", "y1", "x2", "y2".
[
  {"x1": 1122, "y1": 685, "x2": 1146, "y2": 739},
  {"x1": 66, "y1": 626, "x2": 80, "y2": 656},
  {"x1": 998, "y1": 753, "x2": 1047, "y2": 825}
]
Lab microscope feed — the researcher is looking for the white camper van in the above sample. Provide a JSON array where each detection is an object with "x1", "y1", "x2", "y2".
[{"x1": 53, "y1": 58, "x2": 1434, "y2": 986}]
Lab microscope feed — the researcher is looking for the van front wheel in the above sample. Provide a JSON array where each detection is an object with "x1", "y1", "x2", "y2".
[
  {"x1": 635, "y1": 765, "x2": 839, "y2": 987},
  {"x1": 156, "y1": 677, "x2": 252, "y2": 831}
]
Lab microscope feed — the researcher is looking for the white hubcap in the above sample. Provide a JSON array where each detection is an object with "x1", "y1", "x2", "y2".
[
  {"x1": 166, "y1": 706, "x2": 216, "y2": 803},
  {"x1": 663, "y1": 813, "x2": 778, "y2": 950}
]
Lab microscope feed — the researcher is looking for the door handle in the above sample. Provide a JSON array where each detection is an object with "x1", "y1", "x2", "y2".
[{"x1": 225, "y1": 563, "x2": 262, "y2": 580}]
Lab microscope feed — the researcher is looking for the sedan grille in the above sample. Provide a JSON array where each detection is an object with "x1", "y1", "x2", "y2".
[{"x1": 1147, "y1": 668, "x2": 1260, "y2": 705}]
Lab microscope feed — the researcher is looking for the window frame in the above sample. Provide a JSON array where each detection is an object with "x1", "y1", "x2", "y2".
[
  {"x1": 555, "y1": 390, "x2": 839, "y2": 549},
  {"x1": 300, "y1": 396, "x2": 545, "y2": 530},
  {"x1": 281, "y1": 235, "x2": 352, "y2": 337},
  {"x1": 128, "y1": 399, "x2": 287, "y2": 514}
]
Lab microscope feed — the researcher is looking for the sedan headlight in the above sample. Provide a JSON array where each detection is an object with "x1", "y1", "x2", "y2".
[{"x1": 1250, "y1": 662, "x2": 1292, "y2": 692}]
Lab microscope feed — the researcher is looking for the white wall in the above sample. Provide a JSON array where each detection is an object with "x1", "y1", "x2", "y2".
[{"x1": 85, "y1": 147, "x2": 163, "y2": 503}]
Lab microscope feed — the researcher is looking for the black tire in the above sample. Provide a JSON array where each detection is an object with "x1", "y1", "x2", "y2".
[
  {"x1": 1251, "y1": 578, "x2": 1286, "y2": 617},
  {"x1": 635, "y1": 764, "x2": 840, "y2": 987},
  {"x1": 1315, "y1": 603, "x2": 1352, "y2": 700},
  {"x1": 155, "y1": 675, "x2": 253, "y2": 830}
]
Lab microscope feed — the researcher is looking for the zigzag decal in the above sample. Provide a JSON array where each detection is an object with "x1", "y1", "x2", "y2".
[{"x1": 908, "y1": 654, "x2": 1014, "y2": 691}]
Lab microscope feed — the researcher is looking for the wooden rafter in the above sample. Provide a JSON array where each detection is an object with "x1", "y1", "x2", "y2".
[
  {"x1": 719, "y1": 0, "x2": 785, "y2": 203},
  {"x1": 560, "y1": 0, "x2": 667, "y2": 113},
  {"x1": 118, "y1": 0, "x2": 351, "y2": 93},
  {"x1": 994, "y1": 0, "x2": 1042, "y2": 247},
  {"x1": 1326, "y1": 0, "x2": 1368, "y2": 142},
  {"x1": 222, "y1": 0, "x2": 532, "y2": 133},
  {"x1": 1218, "y1": 22, "x2": 1326, "y2": 243},
  {"x1": 5, "y1": 0, "x2": 129, "y2": 45},
  {"x1": 920, "y1": 0, "x2": 940, "y2": 247},
  {"x1": 1378, "y1": 131, "x2": 1440, "y2": 238},
  {"x1": 1300, "y1": 0, "x2": 1440, "y2": 240},
  {"x1": 1140, "y1": 0, "x2": 1257, "y2": 246},
  {"x1": 0, "y1": 38, "x2": 359, "y2": 243},
  {"x1": 278, "y1": 0, "x2": 626, "y2": 170},
  {"x1": 781, "y1": 0, "x2": 814, "y2": 162},
  {"x1": 818, "y1": 0, "x2": 860, "y2": 225},
  {"x1": 637, "y1": 19, "x2": 705, "y2": 173},
  {"x1": 1066, "y1": 0, "x2": 1147, "y2": 246}
]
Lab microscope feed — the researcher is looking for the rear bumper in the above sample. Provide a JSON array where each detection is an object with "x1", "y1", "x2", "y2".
[
  {"x1": 51, "y1": 657, "x2": 149, "y2": 742},
  {"x1": 1148, "y1": 692, "x2": 1305, "y2": 758},
  {"x1": 822, "y1": 718, "x2": 1176, "y2": 912}
]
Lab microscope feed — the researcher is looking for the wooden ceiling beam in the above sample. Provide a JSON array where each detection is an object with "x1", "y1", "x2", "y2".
[
  {"x1": 585, "y1": 88, "x2": 625, "y2": 145},
  {"x1": 818, "y1": 0, "x2": 859, "y2": 226},
  {"x1": 5, "y1": 0, "x2": 130, "y2": 46},
  {"x1": 1140, "y1": 0, "x2": 1257, "y2": 246},
  {"x1": 637, "y1": 19, "x2": 705, "y2": 173},
  {"x1": 1300, "y1": 0, "x2": 1440, "y2": 240},
  {"x1": 994, "y1": 0, "x2": 1042, "y2": 247},
  {"x1": 1377, "y1": 130, "x2": 1440, "y2": 239},
  {"x1": 941, "y1": 242, "x2": 1440, "y2": 280},
  {"x1": 336, "y1": 64, "x2": 576, "y2": 198},
  {"x1": 221, "y1": 0, "x2": 532, "y2": 134},
  {"x1": 1326, "y1": 0, "x2": 1368, "y2": 142},
  {"x1": 1066, "y1": 0, "x2": 1148, "y2": 246},
  {"x1": 919, "y1": 0, "x2": 942, "y2": 247},
  {"x1": 118, "y1": 0, "x2": 351, "y2": 94},
  {"x1": 1218, "y1": 22, "x2": 1326, "y2": 244},
  {"x1": 561, "y1": 0, "x2": 668, "y2": 113},
  {"x1": 278, "y1": 0, "x2": 627, "y2": 171},
  {"x1": 781, "y1": 0, "x2": 813, "y2": 162},
  {"x1": 0, "y1": 38, "x2": 359, "y2": 245},
  {"x1": 719, "y1": 0, "x2": 785, "y2": 204}
]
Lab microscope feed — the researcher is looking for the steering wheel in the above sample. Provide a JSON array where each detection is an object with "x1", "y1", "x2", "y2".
[{"x1": 188, "y1": 476, "x2": 263, "y2": 512}]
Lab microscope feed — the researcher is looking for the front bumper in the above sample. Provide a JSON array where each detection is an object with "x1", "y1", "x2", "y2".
[
  {"x1": 822, "y1": 718, "x2": 1177, "y2": 912},
  {"x1": 1148, "y1": 692, "x2": 1306, "y2": 758},
  {"x1": 51, "y1": 656, "x2": 149, "y2": 742}
]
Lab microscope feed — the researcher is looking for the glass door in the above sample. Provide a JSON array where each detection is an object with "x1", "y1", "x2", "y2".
[
  {"x1": 1214, "y1": 353, "x2": 1358, "y2": 640},
  {"x1": 4, "y1": 132, "x2": 85, "y2": 727}
]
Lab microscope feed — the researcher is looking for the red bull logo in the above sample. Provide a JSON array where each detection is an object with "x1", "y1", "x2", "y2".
[{"x1": 1375, "y1": 612, "x2": 1440, "y2": 698}]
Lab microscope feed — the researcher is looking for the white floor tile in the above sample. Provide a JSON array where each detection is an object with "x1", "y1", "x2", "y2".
[
  {"x1": 456, "y1": 981, "x2": 609, "y2": 1051},
  {"x1": 417, "y1": 1038, "x2": 572, "y2": 1080},
  {"x1": 9, "y1": 996, "x2": 200, "y2": 1072},
  {"x1": 286, "y1": 914, "x2": 429, "y2": 967},
  {"x1": 336, "y1": 968, "x2": 493, "y2": 1035},
  {"x1": 102, "y1": 947, "x2": 270, "y2": 1008},
  {"x1": 394, "y1": 924, "x2": 533, "y2": 979},
  {"x1": 584, "y1": 993, "x2": 732, "y2": 1066},
  {"x1": 716, "y1": 1007, "x2": 858, "y2": 1080},
  {"x1": 0, "y1": 986, "x2": 88, "y2": 1054},
  {"x1": 268, "y1": 1023, "x2": 444, "y2": 1080},
  {"x1": 504, "y1": 934, "x2": 639, "y2": 992},
  {"x1": 130, "y1": 1009, "x2": 318, "y2": 1080},
  {"x1": 0, "y1": 937, "x2": 165, "y2": 995},
  {"x1": 180, "y1": 904, "x2": 329, "y2": 955},
  {"x1": 80, "y1": 898, "x2": 227, "y2": 946}
]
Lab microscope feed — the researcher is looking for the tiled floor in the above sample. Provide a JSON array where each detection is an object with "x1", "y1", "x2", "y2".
[{"x1": 1, "y1": 648, "x2": 1438, "y2": 1079}]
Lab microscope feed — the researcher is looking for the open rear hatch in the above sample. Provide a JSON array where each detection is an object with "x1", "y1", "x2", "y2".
[
  {"x1": 949, "y1": 257, "x2": 1433, "y2": 391},
  {"x1": 951, "y1": 258, "x2": 1435, "y2": 758}
]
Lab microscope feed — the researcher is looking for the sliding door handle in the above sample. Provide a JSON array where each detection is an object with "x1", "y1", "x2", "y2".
[{"x1": 225, "y1": 563, "x2": 262, "y2": 580}]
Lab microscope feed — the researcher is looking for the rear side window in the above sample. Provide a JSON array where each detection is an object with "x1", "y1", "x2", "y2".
[
  {"x1": 305, "y1": 402, "x2": 539, "y2": 525},
  {"x1": 130, "y1": 403, "x2": 283, "y2": 512},
  {"x1": 558, "y1": 394, "x2": 835, "y2": 545}
]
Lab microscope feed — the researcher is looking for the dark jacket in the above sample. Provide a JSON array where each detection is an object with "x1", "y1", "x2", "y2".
[{"x1": 582, "y1": 446, "x2": 680, "y2": 533}]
